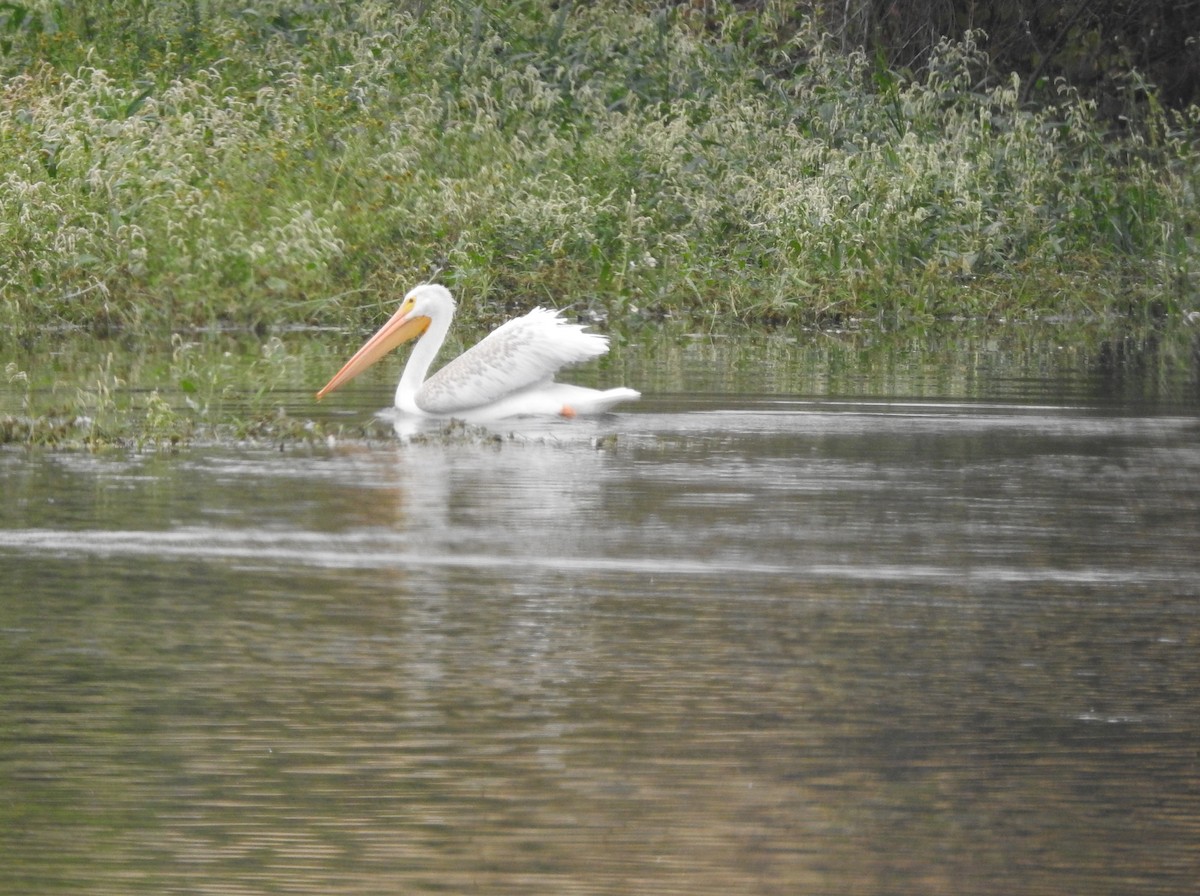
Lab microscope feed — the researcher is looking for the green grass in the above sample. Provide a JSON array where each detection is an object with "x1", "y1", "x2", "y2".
[{"x1": 0, "y1": 0, "x2": 1197, "y2": 337}]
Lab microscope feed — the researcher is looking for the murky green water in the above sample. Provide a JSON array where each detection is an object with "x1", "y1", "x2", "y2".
[{"x1": 2, "y1": 325, "x2": 1199, "y2": 894}]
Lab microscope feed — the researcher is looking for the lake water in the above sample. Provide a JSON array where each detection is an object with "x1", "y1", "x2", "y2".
[{"x1": 2, "y1": 325, "x2": 1199, "y2": 894}]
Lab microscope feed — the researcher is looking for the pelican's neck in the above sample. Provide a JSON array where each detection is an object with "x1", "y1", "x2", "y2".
[{"x1": 395, "y1": 305, "x2": 452, "y2": 412}]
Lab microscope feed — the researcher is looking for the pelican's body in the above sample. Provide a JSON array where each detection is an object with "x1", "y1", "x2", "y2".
[{"x1": 317, "y1": 284, "x2": 639, "y2": 420}]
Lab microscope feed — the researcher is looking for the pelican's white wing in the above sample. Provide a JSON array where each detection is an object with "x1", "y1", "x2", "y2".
[{"x1": 415, "y1": 308, "x2": 609, "y2": 415}]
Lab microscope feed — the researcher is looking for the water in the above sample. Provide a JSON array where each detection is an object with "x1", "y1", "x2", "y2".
[{"x1": 2, "y1": 327, "x2": 1200, "y2": 894}]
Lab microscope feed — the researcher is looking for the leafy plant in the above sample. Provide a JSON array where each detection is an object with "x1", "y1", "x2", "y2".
[{"x1": 0, "y1": 1, "x2": 1195, "y2": 337}]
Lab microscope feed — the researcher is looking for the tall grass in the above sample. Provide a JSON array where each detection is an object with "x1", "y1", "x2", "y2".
[{"x1": 0, "y1": 0, "x2": 1196, "y2": 336}]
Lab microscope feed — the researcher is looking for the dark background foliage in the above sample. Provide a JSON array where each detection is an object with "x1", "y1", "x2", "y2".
[{"x1": 725, "y1": 0, "x2": 1200, "y2": 114}]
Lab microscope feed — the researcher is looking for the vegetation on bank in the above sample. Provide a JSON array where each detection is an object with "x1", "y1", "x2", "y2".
[
  {"x1": 799, "y1": 0, "x2": 1200, "y2": 115},
  {"x1": 0, "y1": 0, "x2": 1197, "y2": 340}
]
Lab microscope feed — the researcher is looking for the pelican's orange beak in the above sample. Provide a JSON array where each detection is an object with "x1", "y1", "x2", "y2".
[{"x1": 316, "y1": 306, "x2": 430, "y2": 399}]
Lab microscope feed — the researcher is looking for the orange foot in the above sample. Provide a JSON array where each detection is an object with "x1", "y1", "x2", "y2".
[{"x1": 559, "y1": 405, "x2": 577, "y2": 418}]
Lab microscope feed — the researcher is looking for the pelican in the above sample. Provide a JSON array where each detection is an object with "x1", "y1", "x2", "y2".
[{"x1": 316, "y1": 284, "x2": 639, "y2": 420}]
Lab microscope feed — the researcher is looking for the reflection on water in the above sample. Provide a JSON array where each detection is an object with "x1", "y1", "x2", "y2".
[{"x1": 3, "y1": 333, "x2": 1200, "y2": 895}]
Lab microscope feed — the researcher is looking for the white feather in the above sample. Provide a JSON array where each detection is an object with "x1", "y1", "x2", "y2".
[{"x1": 416, "y1": 307, "x2": 608, "y2": 415}]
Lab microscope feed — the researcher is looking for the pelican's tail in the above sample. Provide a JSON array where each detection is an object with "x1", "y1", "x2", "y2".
[{"x1": 572, "y1": 387, "x2": 641, "y2": 414}]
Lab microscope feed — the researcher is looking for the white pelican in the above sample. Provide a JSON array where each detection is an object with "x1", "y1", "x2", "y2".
[{"x1": 316, "y1": 284, "x2": 639, "y2": 420}]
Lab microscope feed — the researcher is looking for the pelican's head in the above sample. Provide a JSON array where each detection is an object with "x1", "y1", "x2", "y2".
[{"x1": 316, "y1": 284, "x2": 454, "y2": 399}]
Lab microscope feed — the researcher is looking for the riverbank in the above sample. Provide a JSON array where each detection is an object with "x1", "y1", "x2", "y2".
[
  {"x1": 1, "y1": 1, "x2": 1197, "y2": 340},
  {"x1": 2, "y1": 314, "x2": 1196, "y2": 449}
]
